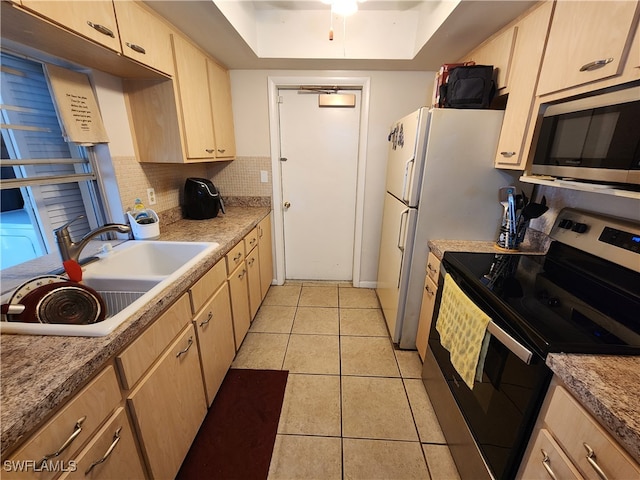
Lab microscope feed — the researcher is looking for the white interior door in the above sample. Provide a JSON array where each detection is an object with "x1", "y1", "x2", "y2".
[{"x1": 278, "y1": 88, "x2": 361, "y2": 281}]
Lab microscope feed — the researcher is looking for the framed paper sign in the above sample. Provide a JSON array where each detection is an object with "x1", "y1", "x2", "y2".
[{"x1": 45, "y1": 64, "x2": 109, "y2": 144}]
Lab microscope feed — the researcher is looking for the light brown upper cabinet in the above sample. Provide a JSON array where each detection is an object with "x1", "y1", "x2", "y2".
[
  {"x1": 536, "y1": 1, "x2": 640, "y2": 96},
  {"x1": 21, "y1": 0, "x2": 121, "y2": 52},
  {"x1": 494, "y1": 1, "x2": 553, "y2": 170},
  {"x1": 207, "y1": 59, "x2": 237, "y2": 159},
  {"x1": 459, "y1": 27, "x2": 517, "y2": 92},
  {"x1": 171, "y1": 34, "x2": 217, "y2": 160},
  {"x1": 112, "y1": 0, "x2": 175, "y2": 75}
]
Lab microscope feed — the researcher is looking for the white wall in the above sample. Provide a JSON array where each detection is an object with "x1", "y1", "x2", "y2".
[{"x1": 230, "y1": 69, "x2": 434, "y2": 284}]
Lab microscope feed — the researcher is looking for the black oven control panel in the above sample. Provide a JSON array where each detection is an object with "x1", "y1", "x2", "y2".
[{"x1": 550, "y1": 208, "x2": 640, "y2": 272}]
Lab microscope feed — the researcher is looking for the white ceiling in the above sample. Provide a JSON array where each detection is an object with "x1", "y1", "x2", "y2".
[{"x1": 145, "y1": 0, "x2": 538, "y2": 71}]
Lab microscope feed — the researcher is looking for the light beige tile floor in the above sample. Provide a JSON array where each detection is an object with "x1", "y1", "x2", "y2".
[{"x1": 233, "y1": 283, "x2": 461, "y2": 480}]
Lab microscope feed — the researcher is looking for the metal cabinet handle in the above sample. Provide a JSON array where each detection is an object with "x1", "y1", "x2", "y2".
[
  {"x1": 425, "y1": 284, "x2": 435, "y2": 296},
  {"x1": 218, "y1": 148, "x2": 226, "y2": 154},
  {"x1": 233, "y1": 252, "x2": 242, "y2": 263},
  {"x1": 258, "y1": 226, "x2": 263, "y2": 238},
  {"x1": 584, "y1": 443, "x2": 609, "y2": 480},
  {"x1": 500, "y1": 151, "x2": 516, "y2": 158},
  {"x1": 125, "y1": 42, "x2": 146, "y2": 54},
  {"x1": 427, "y1": 262, "x2": 437, "y2": 274},
  {"x1": 579, "y1": 58, "x2": 613, "y2": 72},
  {"x1": 176, "y1": 336, "x2": 194, "y2": 358},
  {"x1": 540, "y1": 449, "x2": 558, "y2": 480},
  {"x1": 85, "y1": 427, "x2": 122, "y2": 475},
  {"x1": 249, "y1": 238, "x2": 257, "y2": 246},
  {"x1": 37, "y1": 416, "x2": 87, "y2": 467},
  {"x1": 205, "y1": 149, "x2": 214, "y2": 154},
  {"x1": 248, "y1": 258, "x2": 255, "y2": 266},
  {"x1": 86, "y1": 21, "x2": 115, "y2": 38},
  {"x1": 238, "y1": 269, "x2": 247, "y2": 280},
  {"x1": 200, "y1": 311, "x2": 213, "y2": 327}
]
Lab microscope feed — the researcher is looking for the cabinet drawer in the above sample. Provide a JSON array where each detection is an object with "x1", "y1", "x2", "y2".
[
  {"x1": 545, "y1": 386, "x2": 640, "y2": 479},
  {"x1": 426, "y1": 252, "x2": 441, "y2": 285},
  {"x1": 518, "y1": 429, "x2": 583, "y2": 480},
  {"x1": 189, "y1": 260, "x2": 227, "y2": 314},
  {"x1": 59, "y1": 407, "x2": 146, "y2": 480},
  {"x1": 225, "y1": 242, "x2": 245, "y2": 274},
  {"x1": 6, "y1": 367, "x2": 121, "y2": 480},
  {"x1": 244, "y1": 227, "x2": 259, "y2": 254},
  {"x1": 116, "y1": 293, "x2": 192, "y2": 390}
]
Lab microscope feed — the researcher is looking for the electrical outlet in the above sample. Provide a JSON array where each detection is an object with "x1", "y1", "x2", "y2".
[
  {"x1": 260, "y1": 170, "x2": 269, "y2": 183},
  {"x1": 147, "y1": 188, "x2": 157, "y2": 205}
]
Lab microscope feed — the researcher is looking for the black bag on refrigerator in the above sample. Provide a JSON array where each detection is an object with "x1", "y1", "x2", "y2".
[{"x1": 440, "y1": 65, "x2": 496, "y2": 109}]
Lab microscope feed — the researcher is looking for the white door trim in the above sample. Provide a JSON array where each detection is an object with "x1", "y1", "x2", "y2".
[{"x1": 267, "y1": 75, "x2": 371, "y2": 287}]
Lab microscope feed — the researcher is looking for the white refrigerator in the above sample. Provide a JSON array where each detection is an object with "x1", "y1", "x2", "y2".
[{"x1": 376, "y1": 107, "x2": 521, "y2": 349}]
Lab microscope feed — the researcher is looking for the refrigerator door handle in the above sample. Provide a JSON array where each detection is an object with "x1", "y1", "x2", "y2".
[
  {"x1": 397, "y1": 208, "x2": 410, "y2": 252},
  {"x1": 401, "y1": 157, "x2": 415, "y2": 203}
]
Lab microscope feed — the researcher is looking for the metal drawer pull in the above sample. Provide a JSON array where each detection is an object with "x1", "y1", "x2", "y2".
[
  {"x1": 248, "y1": 258, "x2": 255, "y2": 266},
  {"x1": 176, "y1": 336, "x2": 194, "y2": 358},
  {"x1": 200, "y1": 311, "x2": 213, "y2": 327},
  {"x1": 427, "y1": 263, "x2": 437, "y2": 274},
  {"x1": 125, "y1": 42, "x2": 146, "y2": 54},
  {"x1": 579, "y1": 58, "x2": 613, "y2": 72},
  {"x1": 205, "y1": 149, "x2": 214, "y2": 154},
  {"x1": 218, "y1": 148, "x2": 226, "y2": 154},
  {"x1": 500, "y1": 151, "x2": 516, "y2": 158},
  {"x1": 233, "y1": 252, "x2": 242, "y2": 262},
  {"x1": 37, "y1": 416, "x2": 87, "y2": 467},
  {"x1": 85, "y1": 427, "x2": 122, "y2": 475},
  {"x1": 425, "y1": 284, "x2": 435, "y2": 296},
  {"x1": 249, "y1": 238, "x2": 257, "y2": 245},
  {"x1": 540, "y1": 449, "x2": 558, "y2": 480},
  {"x1": 584, "y1": 443, "x2": 609, "y2": 480},
  {"x1": 86, "y1": 21, "x2": 115, "y2": 38},
  {"x1": 238, "y1": 269, "x2": 247, "y2": 280}
]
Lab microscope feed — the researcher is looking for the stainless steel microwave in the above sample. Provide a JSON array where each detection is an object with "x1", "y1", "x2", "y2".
[{"x1": 531, "y1": 85, "x2": 640, "y2": 185}]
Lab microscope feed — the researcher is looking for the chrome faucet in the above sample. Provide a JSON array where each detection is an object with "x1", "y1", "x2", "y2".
[{"x1": 54, "y1": 215, "x2": 131, "y2": 264}]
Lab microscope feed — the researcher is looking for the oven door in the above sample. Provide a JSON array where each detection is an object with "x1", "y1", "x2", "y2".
[{"x1": 423, "y1": 263, "x2": 552, "y2": 480}]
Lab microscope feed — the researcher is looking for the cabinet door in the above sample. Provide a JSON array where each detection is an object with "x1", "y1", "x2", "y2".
[
  {"x1": 5, "y1": 367, "x2": 121, "y2": 480},
  {"x1": 537, "y1": 1, "x2": 640, "y2": 96},
  {"x1": 494, "y1": 1, "x2": 553, "y2": 169},
  {"x1": 228, "y1": 262, "x2": 250, "y2": 350},
  {"x1": 518, "y1": 429, "x2": 584, "y2": 480},
  {"x1": 171, "y1": 34, "x2": 216, "y2": 160},
  {"x1": 59, "y1": 408, "x2": 146, "y2": 480},
  {"x1": 128, "y1": 324, "x2": 207, "y2": 480},
  {"x1": 258, "y1": 214, "x2": 273, "y2": 301},
  {"x1": 207, "y1": 59, "x2": 236, "y2": 159},
  {"x1": 21, "y1": 1, "x2": 121, "y2": 51},
  {"x1": 113, "y1": 0, "x2": 174, "y2": 75},
  {"x1": 416, "y1": 276, "x2": 437, "y2": 361},
  {"x1": 194, "y1": 282, "x2": 235, "y2": 406},
  {"x1": 460, "y1": 26, "x2": 516, "y2": 92},
  {"x1": 246, "y1": 246, "x2": 261, "y2": 320}
]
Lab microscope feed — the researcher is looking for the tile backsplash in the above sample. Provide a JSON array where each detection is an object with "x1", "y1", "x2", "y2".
[{"x1": 111, "y1": 155, "x2": 272, "y2": 219}]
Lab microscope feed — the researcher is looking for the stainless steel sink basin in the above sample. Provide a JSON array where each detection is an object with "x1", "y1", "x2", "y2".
[{"x1": 0, "y1": 241, "x2": 220, "y2": 336}]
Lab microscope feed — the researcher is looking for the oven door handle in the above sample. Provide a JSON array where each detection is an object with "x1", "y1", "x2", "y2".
[{"x1": 487, "y1": 320, "x2": 533, "y2": 365}]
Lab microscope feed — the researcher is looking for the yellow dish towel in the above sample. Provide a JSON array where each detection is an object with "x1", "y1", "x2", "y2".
[{"x1": 436, "y1": 273, "x2": 491, "y2": 389}]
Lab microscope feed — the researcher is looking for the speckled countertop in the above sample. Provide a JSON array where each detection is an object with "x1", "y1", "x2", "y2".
[
  {"x1": 0, "y1": 206, "x2": 270, "y2": 456},
  {"x1": 429, "y1": 238, "x2": 640, "y2": 464}
]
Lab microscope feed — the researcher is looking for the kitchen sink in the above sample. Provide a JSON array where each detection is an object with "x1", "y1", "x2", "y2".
[{"x1": 0, "y1": 241, "x2": 220, "y2": 337}]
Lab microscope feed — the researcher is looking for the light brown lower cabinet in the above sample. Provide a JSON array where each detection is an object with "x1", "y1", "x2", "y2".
[
  {"x1": 246, "y1": 245, "x2": 261, "y2": 320},
  {"x1": 193, "y1": 281, "x2": 235, "y2": 406},
  {"x1": 416, "y1": 276, "x2": 437, "y2": 361},
  {"x1": 4, "y1": 366, "x2": 122, "y2": 480},
  {"x1": 127, "y1": 324, "x2": 207, "y2": 480},
  {"x1": 58, "y1": 407, "x2": 146, "y2": 480},
  {"x1": 518, "y1": 428, "x2": 583, "y2": 479},
  {"x1": 228, "y1": 261, "x2": 250, "y2": 350}
]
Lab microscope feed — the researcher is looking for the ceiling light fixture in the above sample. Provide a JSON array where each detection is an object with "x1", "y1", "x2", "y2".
[{"x1": 331, "y1": 0, "x2": 359, "y2": 17}]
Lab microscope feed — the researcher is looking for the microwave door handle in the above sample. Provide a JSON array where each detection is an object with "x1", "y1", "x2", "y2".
[
  {"x1": 487, "y1": 320, "x2": 533, "y2": 365},
  {"x1": 401, "y1": 157, "x2": 415, "y2": 203}
]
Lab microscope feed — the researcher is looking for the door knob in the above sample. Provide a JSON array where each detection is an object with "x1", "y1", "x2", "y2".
[{"x1": 284, "y1": 202, "x2": 291, "y2": 208}]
